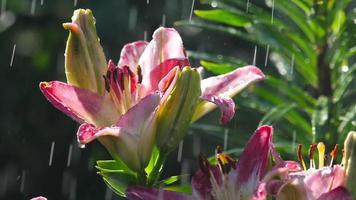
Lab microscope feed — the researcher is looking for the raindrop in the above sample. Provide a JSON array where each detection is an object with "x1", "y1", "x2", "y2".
[
  {"x1": 1, "y1": 0, "x2": 6, "y2": 20},
  {"x1": 180, "y1": 160, "x2": 190, "y2": 184},
  {"x1": 271, "y1": 0, "x2": 275, "y2": 24},
  {"x1": 337, "y1": 12, "x2": 341, "y2": 32},
  {"x1": 128, "y1": 7, "x2": 138, "y2": 31},
  {"x1": 177, "y1": 140, "x2": 184, "y2": 162},
  {"x1": 74, "y1": 0, "x2": 78, "y2": 7},
  {"x1": 289, "y1": 53, "x2": 295, "y2": 80},
  {"x1": 48, "y1": 141, "x2": 55, "y2": 166},
  {"x1": 40, "y1": 0, "x2": 43, "y2": 6},
  {"x1": 147, "y1": 0, "x2": 149, "y2": 4},
  {"x1": 20, "y1": 170, "x2": 26, "y2": 193},
  {"x1": 10, "y1": 44, "x2": 16, "y2": 67},
  {"x1": 161, "y1": 14, "x2": 166, "y2": 27},
  {"x1": 252, "y1": 45, "x2": 257, "y2": 66},
  {"x1": 143, "y1": 30, "x2": 148, "y2": 41},
  {"x1": 211, "y1": 1, "x2": 218, "y2": 8},
  {"x1": 30, "y1": 0, "x2": 36, "y2": 16},
  {"x1": 104, "y1": 187, "x2": 112, "y2": 200},
  {"x1": 69, "y1": 178, "x2": 77, "y2": 200},
  {"x1": 189, "y1": 0, "x2": 195, "y2": 22},
  {"x1": 223, "y1": 128, "x2": 229, "y2": 151},
  {"x1": 78, "y1": 143, "x2": 85, "y2": 149},
  {"x1": 264, "y1": 45, "x2": 270, "y2": 67},
  {"x1": 67, "y1": 144, "x2": 73, "y2": 167},
  {"x1": 341, "y1": 65, "x2": 349, "y2": 72},
  {"x1": 246, "y1": 0, "x2": 250, "y2": 13}
]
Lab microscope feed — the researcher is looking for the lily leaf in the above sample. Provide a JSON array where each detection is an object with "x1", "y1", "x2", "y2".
[
  {"x1": 194, "y1": 9, "x2": 251, "y2": 27},
  {"x1": 258, "y1": 103, "x2": 298, "y2": 126}
]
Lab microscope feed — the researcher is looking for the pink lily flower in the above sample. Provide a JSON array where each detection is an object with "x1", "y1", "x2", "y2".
[
  {"x1": 39, "y1": 9, "x2": 264, "y2": 172},
  {"x1": 263, "y1": 142, "x2": 353, "y2": 200},
  {"x1": 126, "y1": 125, "x2": 273, "y2": 200}
]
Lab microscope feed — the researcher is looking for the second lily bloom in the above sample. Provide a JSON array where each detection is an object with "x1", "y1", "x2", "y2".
[{"x1": 40, "y1": 9, "x2": 265, "y2": 173}]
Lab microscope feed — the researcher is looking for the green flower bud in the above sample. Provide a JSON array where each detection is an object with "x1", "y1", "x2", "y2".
[
  {"x1": 343, "y1": 131, "x2": 356, "y2": 197},
  {"x1": 156, "y1": 66, "x2": 201, "y2": 154},
  {"x1": 63, "y1": 9, "x2": 107, "y2": 94}
]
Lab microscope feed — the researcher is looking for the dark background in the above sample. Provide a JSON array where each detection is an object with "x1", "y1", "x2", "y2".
[{"x1": 0, "y1": 0, "x2": 267, "y2": 199}]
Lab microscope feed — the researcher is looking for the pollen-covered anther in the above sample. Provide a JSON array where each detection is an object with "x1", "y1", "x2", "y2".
[
  {"x1": 308, "y1": 143, "x2": 317, "y2": 169},
  {"x1": 297, "y1": 144, "x2": 307, "y2": 171},
  {"x1": 215, "y1": 146, "x2": 236, "y2": 174},
  {"x1": 329, "y1": 144, "x2": 339, "y2": 167}
]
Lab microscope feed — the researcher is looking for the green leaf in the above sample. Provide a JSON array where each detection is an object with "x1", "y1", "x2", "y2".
[
  {"x1": 333, "y1": 64, "x2": 356, "y2": 103},
  {"x1": 195, "y1": 9, "x2": 251, "y2": 27},
  {"x1": 259, "y1": 103, "x2": 298, "y2": 126},
  {"x1": 101, "y1": 171, "x2": 137, "y2": 197},
  {"x1": 96, "y1": 159, "x2": 134, "y2": 174},
  {"x1": 165, "y1": 184, "x2": 192, "y2": 194},
  {"x1": 331, "y1": 10, "x2": 346, "y2": 34},
  {"x1": 200, "y1": 60, "x2": 235, "y2": 74},
  {"x1": 187, "y1": 51, "x2": 247, "y2": 67},
  {"x1": 145, "y1": 146, "x2": 160, "y2": 175}
]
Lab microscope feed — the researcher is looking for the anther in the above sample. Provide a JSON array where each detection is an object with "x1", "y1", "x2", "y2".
[
  {"x1": 199, "y1": 153, "x2": 211, "y2": 176},
  {"x1": 103, "y1": 75, "x2": 110, "y2": 92},
  {"x1": 297, "y1": 144, "x2": 307, "y2": 171},
  {"x1": 317, "y1": 142, "x2": 325, "y2": 169},
  {"x1": 137, "y1": 65, "x2": 143, "y2": 83},
  {"x1": 309, "y1": 143, "x2": 317, "y2": 169},
  {"x1": 215, "y1": 146, "x2": 236, "y2": 174},
  {"x1": 329, "y1": 144, "x2": 339, "y2": 167}
]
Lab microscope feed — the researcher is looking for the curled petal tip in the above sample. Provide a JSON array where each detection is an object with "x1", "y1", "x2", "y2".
[{"x1": 246, "y1": 65, "x2": 265, "y2": 80}]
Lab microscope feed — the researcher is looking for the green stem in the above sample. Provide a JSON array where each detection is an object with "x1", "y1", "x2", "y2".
[
  {"x1": 137, "y1": 169, "x2": 147, "y2": 185},
  {"x1": 147, "y1": 153, "x2": 167, "y2": 186}
]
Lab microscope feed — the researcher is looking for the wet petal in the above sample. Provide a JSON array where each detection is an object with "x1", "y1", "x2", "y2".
[
  {"x1": 39, "y1": 81, "x2": 118, "y2": 127},
  {"x1": 193, "y1": 66, "x2": 264, "y2": 122},
  {"x1": 316, "y1": 187, "x2": 352, "y2": 200},
  {"x1": 235, "y1": 125, "x2": 273, "y2": 195},
  {"x1": 200, "y1": 95, "x2": 235, "y2": 124},
  {"x1": 126, "y1": 186, "x2": 193, "y2": 200},
  {"x1": 139, "y1": 27, "x2": 188, "y2": 93},
  {"x1": 304, "y1": 165, "x2": 345, "y2": 200},
  {"x1": 118, "y1": 41, "x2": 148, "y2": 71}
]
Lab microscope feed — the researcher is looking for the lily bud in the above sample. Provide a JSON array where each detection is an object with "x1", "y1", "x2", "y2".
[
  {"x1": 343, "y1": 131, "x2": 356, "y2": 197},
  {"x1": 63, "y1": 9, "x2": 107, "y2": 94},
  {"x1": 155, "y1": 66, "x2": 201, "y2": 153}
]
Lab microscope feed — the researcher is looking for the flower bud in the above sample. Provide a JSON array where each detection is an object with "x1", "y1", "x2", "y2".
[
  {"x1": 63, "y1": 9, "x2": 107, "y2": 94},
  {"x1": 155, "y1": 66, "x2": 201, "y2": 153},
  {"x1": 343, "y1": 131, "x2": 356, "y2": 197}
]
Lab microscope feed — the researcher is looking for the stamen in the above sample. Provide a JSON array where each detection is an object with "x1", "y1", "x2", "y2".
[
  {"x1": 103, "y1": 75, "x2": 110, "y2": 92},
  {"x1": 137, "y1": 65, "x2": 143, "y2": 83},
  {"x1": 329, "y1": 144, "x2": 339, "y2": 167},
  {"x1": 308, "y1": 143, "x2": 317, "y2": 169},
  {"x1": 215, "y1": 146, "x2": 236, "y2": 174},
  {"x1": 297, "y1": 144, "x2": 307, "y2": 171},
  {"x1": 317, "y1": 142, "x2": 325, "y2": 169}
]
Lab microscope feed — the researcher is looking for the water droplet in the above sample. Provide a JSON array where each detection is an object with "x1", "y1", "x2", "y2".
[
  {"x1": 78, "y1": 143, "x2": 85, "y2": 149},
  {"x1": 48, "y1": 141, "x2": 55, "y2": 166},
  {"x1": 189, "y1": 0, "x2": 195, "y2": 22},
  {"x1": 341, "y1": 65, "x2": 349, "y2": 72},
  {"x1": 177, "y1": 140, "x2": 184, "y2": 162},
  {"x1": 211, "y1": 1, "x2": 218, "y2": 8},
  {"x1": 10, "y1": 44, "x2": 16, "y2": 67}
]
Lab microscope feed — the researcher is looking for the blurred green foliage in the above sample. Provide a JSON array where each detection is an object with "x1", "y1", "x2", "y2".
[{"x1": 179, "y1": 0, "x2": 356, "y2": 157}]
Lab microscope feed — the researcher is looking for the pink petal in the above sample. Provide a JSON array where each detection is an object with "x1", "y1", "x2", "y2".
[
  {"x1": 139, "y1": 27, "x2": 188, "y2": 93},
  {"x1": 304, "y1": 165, "x2": 346, "y2": 200},
  {"x1": 251, "y1": 182, "x2": 267, "y2": 200},
  {"x1": 126, "y1": 186, "x2": 193, "y2": 200},
  {"x1": 118, "y1": 41, "x2": 148, "y2": 72},
  {"x1": 200, "y1": 95, "x2": 235, "y2": 124},
  {"x1": 39, "y1": 81, "x2": 118, "y2": 127},
  {"x1": 235, "y1": 125, "x2": 273, "y2": 190},
  {"x1": 191, "y1": 165, "x2": 222, "y2": 200},
  {"x1": 316, "y1": 187, "x2": 352, "y2": 200},
  {"x1": 193, "y1": 66, "x2": 264, "y2": 123}
]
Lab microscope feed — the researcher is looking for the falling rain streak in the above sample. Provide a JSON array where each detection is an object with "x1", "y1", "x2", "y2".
[
  {"x1": 143, "y1": 30, "x2": 147, "y2": 41},
  {"x1": 20, "y1": 170, "x2": 25, "y2": 193},
  {"x1": 162, "y1": 14, "x2": 166, "y2": 27},
  {"x1": 10, "y1": 44, "x2": 16, "y2": 67},
  {"x1": 271, "y1": 0, "x2": 275, "y2": 24},
  {"x1": 1, "y1": 0, "x2": 6, "y2": 20},
  {"x1": 292, "y1": 130, "x2": 296, "y2": 151},
  {"x1": 223, "y1": 128, "x2": 229, "y2": 151},
  {"x1": 252, "y1": 45, "x2": 257, "y2": 66},
  {"x1": 189, "y1": 0, "x2": 195, "y2": 22},
  {"x1": 264, "y1": 45, "x2": 270, "y2": 67},
  {"x1": 48, "y1": 141, "x2": 55, "y2": 166},
  {"x1": 30, "y1": 0, "x2": 36, "y2": 15},
  {"x1": 290, "y1": 53, "x2": 295, "y2": 78},
  {"x1": 41, "y1": 0, "x2": 43, "y2": 6},
  {"x1": 74, "y1": 0, "x2": 78, "y2": 7},
  {"x1": 105, "y1": 186, "x2": 113, "y2": 200},
  {"x1": 67, "y1": 144, "x2": 73, "y2": 167},
  {"x1": 177, "y1": 140, "x2": 184, "y2": 162},
  {"x1": 246, "y1": 0, "x2": 250, "y2": 13}
]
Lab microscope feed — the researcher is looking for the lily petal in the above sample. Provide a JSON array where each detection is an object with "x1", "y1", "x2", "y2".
[
  {"x1": 304, "y1": 165, "x2": 345, "y2": 200},
  {"x1": 200, "y1": 95, "x2": 235, "y2": 124},
  {"x1": 139, "y1": 27, "x2": 189, "y2": 93},
  {"x1": 235, "y1": 125, "x2": 273, "y2": 196},
  {"x1": 39, "y1": 81, "x2": 118, "y2": 127},
  {"x1": 118, "y1": 41, "x2": 148, "y2": 72},
  {"x1": 192, "y1": 165, "x2": 222, "y2": 200},
  {"x1": 77, "y1": 94, "x2": 160, "y2": 171},
  {"x1": 126, "y1": 186, "x2": 193, "y2": 200},
  {"x1": 316, "y1": 187, "x2": 352, "y2": 200},
  {"x1": 193, "y1": 66, "x2": 265, "y2": 123}
]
